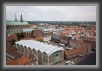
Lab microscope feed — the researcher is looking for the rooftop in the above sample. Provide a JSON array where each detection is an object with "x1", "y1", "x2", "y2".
[
  {"x1": 15, "y1": 40, "x2": 64, "y2": 56},
  {"x1": 6, "y1": 21, "x2": 28, "y2": 25},
  {"x1": 6, "y1": 56, "x2": 31, "y2": 65}
]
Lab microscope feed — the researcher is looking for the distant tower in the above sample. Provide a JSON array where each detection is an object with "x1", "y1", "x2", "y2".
[
  {"x1": 20, "y1": 13, "x2": 23, "y2": 22},
  {"x1": 15, "y1": 13, "x2": 17, "y2": 21}
]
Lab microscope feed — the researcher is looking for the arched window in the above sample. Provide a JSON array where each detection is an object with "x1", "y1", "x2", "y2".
[
  {"x1": 43, "y1": 52, "x2": 47, "y2": 55},
  {"x1": 38, "y1": 50, "x2": 41, "y2": 53},
  {"x1": 33, "y1": 49, "x2": 36, "y2": 51}
]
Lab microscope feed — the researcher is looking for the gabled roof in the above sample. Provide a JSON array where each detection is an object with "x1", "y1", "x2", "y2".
[
  {"x1": 69, "y1": 39, "x2": 90, "y2": 46},
  {"x1": 73, "y1": 34, "x2": 80, "y2": 39},
  {"x1": 65, "y1": 47, "x2": 87, "y2": 56},
  {"x1": 6, "y1": 46, "x2": 23, "y2": 59},
  {"x1": 6, "y1": 56, "x2": 31, "y2": 65},
  {"x1": 83, "y1": 37, "x2": 96, "y2": 42}
]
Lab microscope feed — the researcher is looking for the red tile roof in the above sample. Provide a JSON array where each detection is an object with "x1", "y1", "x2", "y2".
[
  {"x1": 60, "y1": 32, "x2": 70, "y2": 37},
  {"x1": 69, "y1": 39, "x2": 90, "y2": 48},
  {"x1": 83, "y1": 37, "x2": 96, "y2": 42},
  {"x1": 6, "y1": 46, "x2": 24, "y2": 59},
  {"x1": 65, "y1": 47, "x2": 87, "y2": 57},
  {"x1": 28, "y1": 54, "x2": 37, "y2": 63},
  {"x1": 6, "y1": 56, "x2": 31, "y2": 65},
  {"x1": 73, "y1": 34, "x2": 80, "y2": 39}
]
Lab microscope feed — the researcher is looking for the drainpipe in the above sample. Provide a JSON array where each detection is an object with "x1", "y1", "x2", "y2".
[
  {"x1": 48, "y1": 56, "x2": 49, "y2": 65},
  {"x1": 28, "y1": 49, "x2": 29, "y2": 56},
  {"x1": 42, "y1": 54, "x2": 43, "y2": 65},
  {"x1": 17, "y1": 45, "x2": 18, "y2": 51},
  {"x1": 24, "y1": 47, "x2": 25, "y2": 56}
]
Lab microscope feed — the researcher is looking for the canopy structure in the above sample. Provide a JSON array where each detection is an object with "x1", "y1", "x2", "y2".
[{"x1": 15, "y1": 40, "x2": 64, "y2": 56}]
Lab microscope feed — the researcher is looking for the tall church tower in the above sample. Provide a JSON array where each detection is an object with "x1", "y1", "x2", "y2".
[
  {"x1": 20, "y1": 13, "x2": 23, "y2": 22},
  {"x1": 15, "y1": 13, "x2": 17, "y2": 21}
]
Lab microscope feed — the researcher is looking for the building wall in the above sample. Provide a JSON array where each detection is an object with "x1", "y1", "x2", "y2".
[
  {"x1": 83, "y1": 40, "x2": 96, "y2": 49},
  {"x1": 65, "y1": 47, "x2": 87, "y2": 58},
  {"x1": 33, "y1": 30, "x2": 42, "y2": 36},
  {"x1": 42, "y1": 32, "x2": 53, "y2": 37},
  {"x1": 6, "y1": 24, "x2": 32, "y2": 35},
  {"x1": 38, "y1": 52, "x2": 42, "y2": 64},
  {"x1": 16, "y1": 44, "x2": 64, "y2": 65},
  {"x1": 51, "y1": 34, "x2": 61, "y2": 43},
  {"x1": 60, "y1": 36, "x2": 68, "y2": 45},
  {"x1": 43, "y1": 54, "x2": 48, "y2": 65}
]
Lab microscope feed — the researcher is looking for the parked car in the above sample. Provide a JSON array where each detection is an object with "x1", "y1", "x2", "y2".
[{"x1": 65, "y1": 60, "x2": 75, "y2": 65}]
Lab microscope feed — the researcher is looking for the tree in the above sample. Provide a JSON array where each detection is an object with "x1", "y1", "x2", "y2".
[
  {"x1": 9, "y1": 39, "x2": 16, "y2": 45},
  {"x1": 38, "y1": 39, "x2": 45, "y2": 43},
  {"x1": 32, "y1": 36, "x2": 36, "y2": 38},
  {"x1": 91, "y1": 48, "x2": 96, "y2": 51},
  {"x1": 16, "y1": 32, "x2": 24, "y2": 40},
  {"x1": 68, "y1": 37, "x2": 72, "y2": 40}
]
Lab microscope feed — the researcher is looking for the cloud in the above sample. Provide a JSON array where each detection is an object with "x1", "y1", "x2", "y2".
[
  {"x1": 26, "y1": 13, "x2": 36, "y2": 16},
  {"x1": 17, "y1": 13, "x2": 36, "y2": 16},
  {"x1": 6, "y1": 6, "x2": 96, "y2": 21}
]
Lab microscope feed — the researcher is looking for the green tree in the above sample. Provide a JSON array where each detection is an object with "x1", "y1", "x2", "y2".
[
  {"x1": 38, "y1": 39, "x2": 45, "y2": 42},
  {"x1": 9, "y1": 39, "x2": 16, "y2": 45},
  {"x1": 16, "y1": 32, "x2": 24, "y2": 40},
  {"x1": 32, "y1": 36, "x2": 36, "y2": 38}
]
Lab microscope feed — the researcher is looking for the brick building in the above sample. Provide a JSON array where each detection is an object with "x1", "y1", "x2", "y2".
[
  {"x1": 6, "y1": 13, "x2": 33, "y2": 35},
  {"x1": 65, "y1": 47, "x2": 87, "y2": 59},
  {"x1": 69, "y1": 39, "x2": 91, "y2": 53}
]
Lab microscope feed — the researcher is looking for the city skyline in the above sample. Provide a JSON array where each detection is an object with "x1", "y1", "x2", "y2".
[{"x1": 6, "y1": 6, "x2": 96, "y2": 21}]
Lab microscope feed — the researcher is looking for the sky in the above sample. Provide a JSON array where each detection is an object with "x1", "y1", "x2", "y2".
[{"x1": 6, "y1": 6, "x2": 96, "y2": 21}]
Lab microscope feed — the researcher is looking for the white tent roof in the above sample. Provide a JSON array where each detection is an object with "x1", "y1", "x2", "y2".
[
  {"x1": 15, "y1": 40, "x2": 64, "y2": 56},
  {"x1": 15, "y1": 40, "x2": 25, "y2": 44},
  {"x1": 48, "y1": 47, "x2": 64, "y2": 56},
  {"x1": 44, "y1": 46, "x2": 58, "y2": 56},
  {"x1": 20, "y1": 40, "x2": 37, "y2": 47},
  {"x1": 25, "y1": 42, "x2": 38, "y2": 48},
  {"x1": 30, "y1": 43, "x2": 42, "y2": 49},
  {"x1": 17, "y1": 40, "x2": 28, "y2": 45},
  {"x1": 30, "y1": 42, "x2": 46, "y2": 49},
  {"x1": 34, "y1": 44, "x2": 47, "y2": 51},
  {"x1": 26, "y1": 41, "x2": 39, "y2": 47},
  {"x1": 38, "y1": 45, "x2": 53, "y2": 53}
]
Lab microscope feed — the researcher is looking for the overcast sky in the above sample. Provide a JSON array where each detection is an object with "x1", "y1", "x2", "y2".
[{"x1": 6, "y1": 6, "x2": 96, "y2": 21}]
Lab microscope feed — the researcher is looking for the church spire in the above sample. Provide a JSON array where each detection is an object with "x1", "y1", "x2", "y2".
[
  {"x1": 15, "y1": 13, "x2": 17, "y2": 21},
  {"x1": 20, "y1": 13, "x2": 23, "y2": 22}
]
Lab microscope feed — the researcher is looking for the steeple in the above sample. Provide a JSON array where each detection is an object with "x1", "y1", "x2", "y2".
[
  {"x1": 15, "y1": 13, "x2": 17, "y2": 21},
  {"x1": 20, "y1": 13, "x2": 23, "y2": 22}
]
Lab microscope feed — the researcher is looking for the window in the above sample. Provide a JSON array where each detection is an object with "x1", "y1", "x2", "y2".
[
  {"x1": 54, "y1": 54, "x2": 59, "y2": 57},
  {"x1": 56, "y1": 54, "x2": 58, "y2": 56}
]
